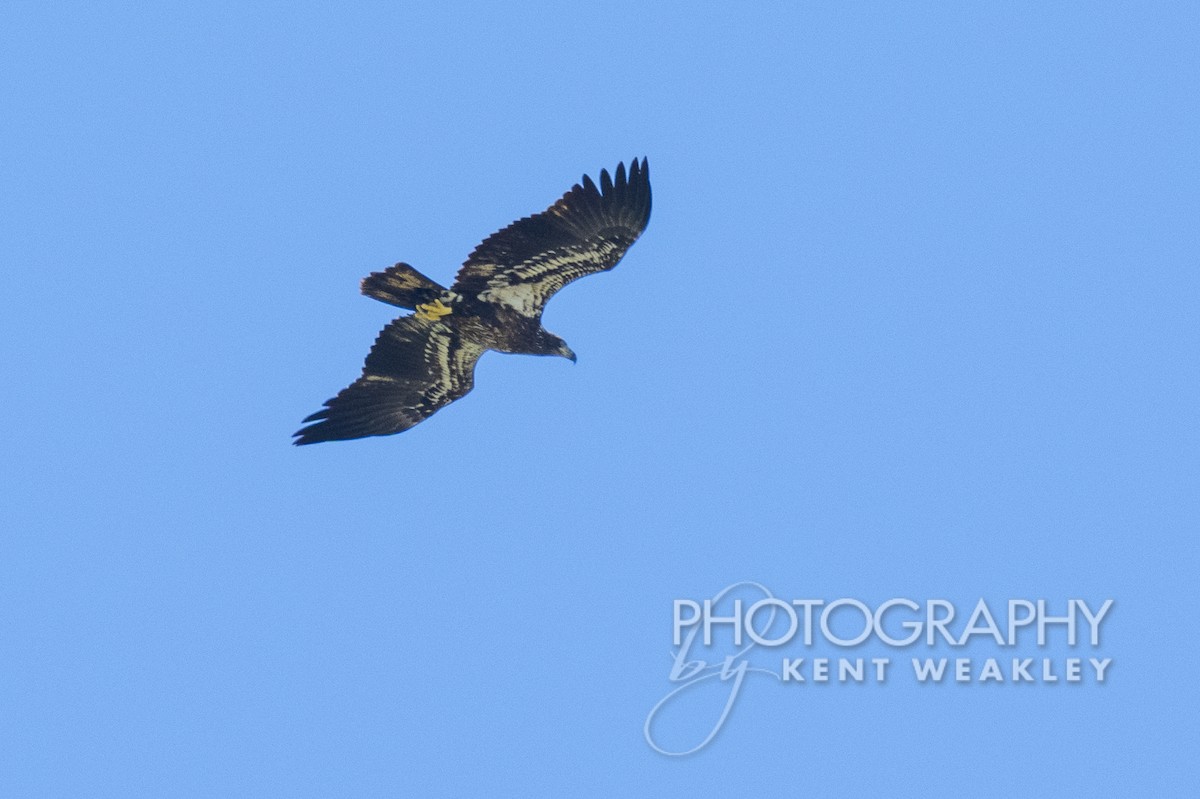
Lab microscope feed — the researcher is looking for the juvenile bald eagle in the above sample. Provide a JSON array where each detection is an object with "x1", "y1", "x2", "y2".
[{"x1": 294, "y1": 158, "x2": 651, "y2": 445}]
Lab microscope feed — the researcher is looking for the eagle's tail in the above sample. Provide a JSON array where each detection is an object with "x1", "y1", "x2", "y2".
[{"x1": 361, "y1": 262, "x2": 446, "y2": 309}]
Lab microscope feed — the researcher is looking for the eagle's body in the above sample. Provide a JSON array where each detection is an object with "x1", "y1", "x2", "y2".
[{"x1": 294, "y1": 158, "x2": 651, "y2": 445}]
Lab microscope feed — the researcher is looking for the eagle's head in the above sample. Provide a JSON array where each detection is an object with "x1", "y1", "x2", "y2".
[{"x1": 536, "y1": 329, "x2": 576, "y2": 363}]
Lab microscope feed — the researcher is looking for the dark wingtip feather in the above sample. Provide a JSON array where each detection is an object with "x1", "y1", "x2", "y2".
[
  {"x1": 292, "y1": 426, "x2": 349, "y2": 445},
  {"x1": 293, "y1": 414, "x2": 328, "y2": 444},
  {"x1": 291, "y1": 415, "x2": 365, "y2": 445},
  {"x1": 301, "y1": 406, "x2": 330, "y2": 423},
  {"x1": 292, "y1": 425, "x2": 323, "y2": 445}
]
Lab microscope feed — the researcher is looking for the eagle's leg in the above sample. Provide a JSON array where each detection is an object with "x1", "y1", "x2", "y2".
[{"x1": 414, "y1": 298, "x2": 453, "y2": 321}]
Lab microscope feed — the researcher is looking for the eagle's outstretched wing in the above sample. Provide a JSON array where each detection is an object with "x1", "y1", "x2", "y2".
[
  {"x1": 293, "y1": 317, "x2": 485, "y2": 445},
  {"x1": 452, "y1": 158, "x2": 651, "y2": 318}
]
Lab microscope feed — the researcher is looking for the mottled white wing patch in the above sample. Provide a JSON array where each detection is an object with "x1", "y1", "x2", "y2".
[
  {"x1": 475, "y1": 242, "x2": 623, "y2": 314},
  {"x1": 479, "y1": 281, "x2": 543, "y2": 315}
]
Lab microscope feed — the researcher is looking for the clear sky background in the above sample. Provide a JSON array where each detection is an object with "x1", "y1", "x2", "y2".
[{"x1": 3, "y1": 2, "x2": 1198, "y2": 796}]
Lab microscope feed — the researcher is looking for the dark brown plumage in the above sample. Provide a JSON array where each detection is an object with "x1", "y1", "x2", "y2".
[{"x1": 294, "y1": 158, "x2": 651, "y2": 445}]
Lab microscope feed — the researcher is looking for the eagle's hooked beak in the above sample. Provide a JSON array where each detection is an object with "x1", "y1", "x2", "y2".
[{"x1": 563, "y1": 347, "x2": 577, "y2": 364}]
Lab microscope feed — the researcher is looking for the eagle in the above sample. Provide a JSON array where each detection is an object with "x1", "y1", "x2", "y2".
[{"x1": 294, "y1": 158, "x2": 652, "y2": 445}]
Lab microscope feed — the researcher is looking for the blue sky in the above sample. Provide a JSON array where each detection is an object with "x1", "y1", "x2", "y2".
[{"x1": 3, "y1": 2, "x2": 1197, "y2": 796}]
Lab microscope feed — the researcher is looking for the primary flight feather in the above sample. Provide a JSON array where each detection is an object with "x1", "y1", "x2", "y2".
[{"x1": 294, "y1": 158, "x2": 652, "y2": 445}]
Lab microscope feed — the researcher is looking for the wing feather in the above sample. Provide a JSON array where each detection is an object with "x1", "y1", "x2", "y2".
[
  {"x1": 293, "y1": 317, "x2": 485, "y2": 444},
  {"x1": 451, "y1": 158, "x2": 651, "y2": 317}
]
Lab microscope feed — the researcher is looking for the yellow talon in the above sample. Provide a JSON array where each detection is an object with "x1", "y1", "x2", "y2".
[{"x1": 415, "y1": 298, "x2": 453, "y2": 321}]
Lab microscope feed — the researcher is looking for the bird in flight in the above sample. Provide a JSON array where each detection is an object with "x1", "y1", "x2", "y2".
[{"x1": 294, "y1": 158, "x2": 652, "y2": 445}]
